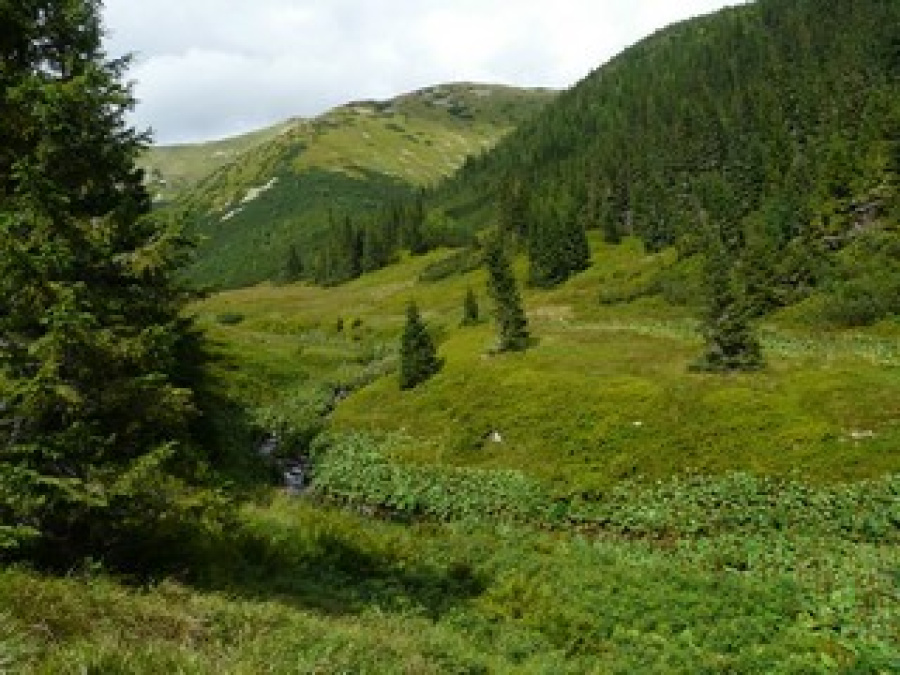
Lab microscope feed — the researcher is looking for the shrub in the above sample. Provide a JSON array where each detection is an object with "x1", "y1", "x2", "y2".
[
  {"x1": 216, "y1": 312, "x2": 245, "y2": 325},
  {"x1": 418, "y1": 247, "x2": 483, "y2": 283}
]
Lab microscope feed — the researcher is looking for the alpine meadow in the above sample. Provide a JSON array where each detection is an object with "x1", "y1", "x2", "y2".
[{"x1": 1, "y1": 0, "x2": 899, "y2": 673}]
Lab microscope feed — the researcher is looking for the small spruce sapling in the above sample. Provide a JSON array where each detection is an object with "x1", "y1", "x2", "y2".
[
  {"x1": 399, "y1": 301, "x2": 442, "y2": 389},
  {"x1": 691, "y1": 231, "x2": 764, "y2": 372},
  {"x1": 484, "y1": 231, "x2": 530, "y2": 352},
  {"x1": 461, "y1": 288, "x2": 480, "y2": 326}
]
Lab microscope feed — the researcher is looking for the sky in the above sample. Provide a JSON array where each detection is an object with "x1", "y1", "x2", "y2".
[{"x1": 103, "y1": 0, "x2": 747, "y2": 146}]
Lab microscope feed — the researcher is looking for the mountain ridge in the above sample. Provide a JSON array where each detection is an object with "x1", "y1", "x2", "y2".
[{"x1": 163, "y1": 82, "x2": 556, "y2": 289}]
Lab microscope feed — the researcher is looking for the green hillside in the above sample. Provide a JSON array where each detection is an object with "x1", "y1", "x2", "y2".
[
  {"x1": 175, "y1": 83, "x2": 555, "y2": 289},
  {"x1": 140, "y1": 120, "x2": 296, "y2": 203},
  {"x1": 9, "y1": 235, "x2": 896, "y2": 672},
  {"x1": 197, "y1": 235, "x2": 900, "y2": 490},
  {"x1": 5, "y1": 0, "x2": 899, "y2": 672}
]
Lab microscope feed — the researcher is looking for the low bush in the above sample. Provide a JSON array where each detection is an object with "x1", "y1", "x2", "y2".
[
  {"x1": 418, "y1": 247, "x2": 482, "y2": 283},
  {"x1": 308, "y1": 433, "x2": 900, "y2": 542},
  {"x1": 215, "y1": 312, "x2": 245, "y2": 326}
]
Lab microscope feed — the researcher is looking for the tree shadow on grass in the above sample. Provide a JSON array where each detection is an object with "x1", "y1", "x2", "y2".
[{"x1": 185, "y1": 516, "x2": 487, "y2": 621}]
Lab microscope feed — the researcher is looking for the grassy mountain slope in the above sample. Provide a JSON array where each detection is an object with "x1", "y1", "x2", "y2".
[
  {"x1": 9, "y1": 235, "x2": 894, "y2": 672},
  {"x1": 176, "y1": 83, "x2": 555, "y2": 289},
  {"x1": 6, "y1": 3, "x2": 900, "y2": 671},
  {"x1": 6, "y1": 233, "x2": 896, "y2": 672},
  {"x1": 197, "y1": 234, "x2": 900, "y2": 491},
  {"x1": 140, "y1": 121, "x2": 296, "y2": 204}
]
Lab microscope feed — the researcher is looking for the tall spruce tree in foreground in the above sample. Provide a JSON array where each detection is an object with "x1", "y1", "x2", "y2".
[
  {"x1": 0, "y1": 0, "x2": 209, "y2": 562},
  {"x1": 691, "y1": 230, "x2": 764, "y2": 372},
  {"x1": 484, "y1": 231, "x2": 530, "y2": 352},
  {"x1": 399, "y1": 302, "x2": 442, "y2": 390}
]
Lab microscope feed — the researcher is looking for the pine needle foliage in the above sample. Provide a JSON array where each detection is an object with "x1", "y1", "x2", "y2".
[
  {"x1": 0, "y1": 0, "x2": 218, "y2": 565},
  {"x1": 692, "y1": 231, "x2": 764, "y2": 372},
  {"x1": 461, "y1": 288, "x2": 480, "y2": 326},
  {"x1": 484, "y1": 231, "x2": 530, "y2": 352},
  {"x1": 399, "y1": 302, "x2": 442, "y2": 390}
]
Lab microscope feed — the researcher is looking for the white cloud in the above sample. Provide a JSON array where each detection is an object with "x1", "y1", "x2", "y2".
[{"x1": 103, "y1": 0, "x2": 747, "y2": 144}]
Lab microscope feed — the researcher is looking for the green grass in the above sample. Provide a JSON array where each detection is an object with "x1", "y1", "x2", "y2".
[
  {"x1": 191, "y1": 233, "x2": 900, "y2": 489},
  {"x1": 4, "y1": 233, "x2": 898, "y2": 673},
  {"x1": 2, "y1": 491, "x2": 896, "y2": 673}
]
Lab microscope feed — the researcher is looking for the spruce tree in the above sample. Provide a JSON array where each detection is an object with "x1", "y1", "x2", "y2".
[
  {"x1": 484, "y1": 231, "x2": 530, "y2": 352},
  {"x1": 399, "y1": 302, "x2": 442, "y2": 390},
  {"x1": 0, "y1": 0, "x2": 207, "y2": 560},
  {"x1": 461, "y1": 288, "x2": 480, "y2": 326},
  {"x1": 692, "y1": 230, "x2": 764, "y2": 372},
  {"x1": 527, "y1": 195, "x2": 590, "y2": 288},
  {"x1": 404, "y1": 196, "x2": 428, "y2": 255},
  {"x1": 283, "y1": 243, "x2": 303, "y2": 282},
  {"x1": 498, "y1": 178, "x2": 529, "y2": 238}
]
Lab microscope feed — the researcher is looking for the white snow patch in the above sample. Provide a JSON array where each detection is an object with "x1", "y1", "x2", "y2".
[
  {"x1": 221, "y1": 207, "x2": 244, "y2": 222},
  {"x1": 241, "y1": 177, "x2": 278, "y2": 205}
]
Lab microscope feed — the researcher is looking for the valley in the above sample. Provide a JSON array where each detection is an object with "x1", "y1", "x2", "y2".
[
  {"x1": 4, "y1": 236, "x2": 898, "y2": 672},
  {"x1": 2, "y1": 0, "x2": 899, "y2": 672}
]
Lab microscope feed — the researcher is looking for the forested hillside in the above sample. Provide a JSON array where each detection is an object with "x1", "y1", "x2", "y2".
[
  {"x1": 175, "y1": 84, "x2": 555, "y2": 289},
  {"x1": 431, "y1": 0, "x2": 900, "y2": 318}
]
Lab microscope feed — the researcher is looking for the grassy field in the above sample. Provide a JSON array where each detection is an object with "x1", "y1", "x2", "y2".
[
  {"x1": 3, "y1": 234, "x2": 898, "y2": 673},
  {"x1": 197, "y1": 235, "x2": 900, "y2": 488}
]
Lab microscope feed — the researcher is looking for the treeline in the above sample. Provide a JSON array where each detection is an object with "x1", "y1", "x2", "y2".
[
  {"x1": 431, "y1": 0, "x2": 900, "y2": 317},
  {"x1": 284, "y1": 197, "x2": 475, "y2": 286}
]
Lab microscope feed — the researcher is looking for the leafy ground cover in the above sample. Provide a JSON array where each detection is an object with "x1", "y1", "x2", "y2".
[{"x1": 2, "y1": 487, "x2": 896, "y2": 673}]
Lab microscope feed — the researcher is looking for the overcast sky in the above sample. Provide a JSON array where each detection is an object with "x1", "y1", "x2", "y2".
[{"x1": 103, "y1": 0, "x2": 747, "y2": 146}]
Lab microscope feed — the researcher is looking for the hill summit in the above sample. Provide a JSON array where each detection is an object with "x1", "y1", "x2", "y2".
[{"x1": 152, "y1": 83, "x2": 555, "y2": 289}]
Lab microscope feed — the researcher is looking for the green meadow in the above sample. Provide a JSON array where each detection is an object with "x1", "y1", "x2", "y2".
[{"x1": 5, "y1": 235, "x2": 894, "y2": 672}]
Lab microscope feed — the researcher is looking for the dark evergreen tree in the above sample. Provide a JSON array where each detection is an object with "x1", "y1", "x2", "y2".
[
  {"x1": 527, "y1": 194, "x2": 590, "y2": 288},
  {"x1": 461, "y1": 288, "x2": 480, "y2": 326},
  {"x1": 282, "y1": 243, "x2": 303, "y2": 282},
  {"x1": 484, "y1": 231, "x2": 530, "y2": 352},
  {"x1": 691, "y1": 230, "x2": 764, "y2": 372},
  {"x1": 562, "y1": 207, "x2": 591, "y2": 275},
  {"x1": 360, "y1": 221, "x2": 391, "y2": 273},
  {"x1": 0, "y1": 0, "x2": 212, "y2": 561},
  {"x1": 498, "y1": 177, "x2": 529, "y2": 238},
  {"x1": 341, "y1": 214, "x2": 362, "y2": 280},
  {"x1": 404, "y1": 195, "x2": 428, "y2": 255},
  {"x1": 399, "y1": 301, "x2": 442, "y2": 389}
]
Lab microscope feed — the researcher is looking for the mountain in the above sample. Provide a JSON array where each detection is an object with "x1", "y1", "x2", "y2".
[
  {"x1": 431, "y1": 0, "x2": 900, "y2": 320},
  {"x1": 171, "y1": 83, "x2": 555, "y2": 289},
  {"x1": 140, "y1": 121, "x2": 296, "y2": 203},
  {"x1": 7, "y1": 1, "x2": 899, "y2": 671}
]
